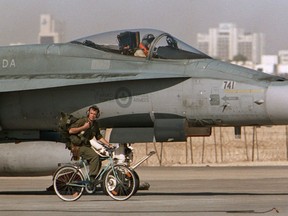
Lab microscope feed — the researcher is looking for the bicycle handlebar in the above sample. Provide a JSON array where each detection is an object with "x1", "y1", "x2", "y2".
[{"x1": 106, "y1": 146, "x2": 116, "y2": 156}]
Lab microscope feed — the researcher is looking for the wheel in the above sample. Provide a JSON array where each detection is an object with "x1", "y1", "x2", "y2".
[
  {"x1": 53, "y1": 166, "x2": 84, "y2": 201},
  {"x1": 103, "y1": 165, "x2": 136, "y2": 201},
  {"x1": 101, "y1": 170, "x2": 109, "y2": 196},
  {"x1": 102, "y1": 169, "x2": 139, "y2": 196},
  {"x1": 132, "y1": 170, "x2": 140, "y2": 195},
  {"x1": 104, "y1": 165, "x2": 136, "y2": 201}
]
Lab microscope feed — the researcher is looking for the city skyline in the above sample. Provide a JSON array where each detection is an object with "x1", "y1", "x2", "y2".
[
  {"x1": 0, "y1": 0, "x2": 288, "y2": 55},
  {"x1": 197, "y1": 23, "x2": 265, "y2": 63}
]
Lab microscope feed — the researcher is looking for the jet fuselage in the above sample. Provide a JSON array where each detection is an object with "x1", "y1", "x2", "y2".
[{"x1": 0, "y1": 29, "x2": 287, "y2": 176}]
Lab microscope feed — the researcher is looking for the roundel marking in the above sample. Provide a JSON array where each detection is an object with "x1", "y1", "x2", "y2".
[{"x1": 115, "y1": 87, "x2": 132, "y2": 108}]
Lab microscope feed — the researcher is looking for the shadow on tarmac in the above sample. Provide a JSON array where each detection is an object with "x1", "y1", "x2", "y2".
[{"x1": 0, "y1": 190, "x2": 287, "y2": 196}]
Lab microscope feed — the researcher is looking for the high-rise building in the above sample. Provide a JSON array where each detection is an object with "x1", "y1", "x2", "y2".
[
  {"x1": 238, "y1": 32, "x2": 264, "y2": 64},
  {"x1": 38, "y1": 14, "x2": 62, "y2": 44},
  {"x1": 278, "y1": 50, "x2": 288, "y2": 64},
  {"x1": 197, "y1": 23, "x2": 264, "y2": 64}
]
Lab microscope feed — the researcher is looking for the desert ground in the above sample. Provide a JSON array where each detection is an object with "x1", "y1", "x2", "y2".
[{"x1": 131, "y1": 125, "x2": 288, "y2": 166}]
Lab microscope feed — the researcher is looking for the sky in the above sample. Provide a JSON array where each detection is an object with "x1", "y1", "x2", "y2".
[{"x1": 0, "y1": 0, "x2": 288, "y2": 54}]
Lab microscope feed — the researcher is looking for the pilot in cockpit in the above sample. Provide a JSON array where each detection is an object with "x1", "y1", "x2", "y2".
[
  {"x1": 166, "y1": 35, "x2": 178, "y2": 49},
  {"x1": 134, "y1": 34, "x2": 155, "y2": 57}
]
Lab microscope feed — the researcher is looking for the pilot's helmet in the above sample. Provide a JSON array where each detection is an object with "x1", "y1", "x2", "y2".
[{"x1": 142, "y1": 34, "x2": 155, "y2": 47}]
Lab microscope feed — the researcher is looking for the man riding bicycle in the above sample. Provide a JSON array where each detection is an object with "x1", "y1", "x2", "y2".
[{"x1": 68, "y1": 105, "x2": 113, "y2": 183}]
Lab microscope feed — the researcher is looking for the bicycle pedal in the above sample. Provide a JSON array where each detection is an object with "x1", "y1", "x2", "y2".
[{"x1": 86, "y1": 183, "x2": 95, "y2": 191}]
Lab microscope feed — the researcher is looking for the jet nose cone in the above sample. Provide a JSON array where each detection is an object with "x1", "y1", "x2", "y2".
[{"x1": 266, "y1": 83, "x2": 288, "y2": 124}]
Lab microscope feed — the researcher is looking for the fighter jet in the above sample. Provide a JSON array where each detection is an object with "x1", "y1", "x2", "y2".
[{"x1": 0, "y1": 28, "x2": 287, "y2": 176}]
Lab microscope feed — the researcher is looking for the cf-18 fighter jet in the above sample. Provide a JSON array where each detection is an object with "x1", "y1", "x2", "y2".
[{"x1": 0, "y1": 29, "x2": 287, "y2": 176}]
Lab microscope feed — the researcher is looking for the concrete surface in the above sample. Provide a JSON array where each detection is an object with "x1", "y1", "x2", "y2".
[{"x1": 0, "y1": 166, "x2": 287, "y2": 215}]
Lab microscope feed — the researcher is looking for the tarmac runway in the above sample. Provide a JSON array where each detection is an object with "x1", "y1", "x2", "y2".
[{"x1": 0, "y1": 166, "x2": 287, "y2": 216}]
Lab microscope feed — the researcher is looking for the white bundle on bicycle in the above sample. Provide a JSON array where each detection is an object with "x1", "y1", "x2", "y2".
[{"x1": 90, "y1": 137, "x2": 109, "y2": 157}]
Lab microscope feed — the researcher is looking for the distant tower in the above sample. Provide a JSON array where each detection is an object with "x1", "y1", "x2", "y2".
[
  {"x1": 38, "y1": 14, "x2": 61, "y2": 44},
  {"x1": 197, "y1": 23, "x2": 238, "y2": 60},
  {"x1": 197, "y1": 23, "x2": 264, "y2": 64}
]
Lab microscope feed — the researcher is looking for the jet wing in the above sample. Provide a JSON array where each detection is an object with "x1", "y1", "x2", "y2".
[{"x1": 0, "y1": 71, "x2": 188, "y2": 92}]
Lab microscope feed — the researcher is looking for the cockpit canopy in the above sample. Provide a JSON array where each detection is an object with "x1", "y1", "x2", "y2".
[{"x1": 71, "y1": 29, "x2": 211, "y2": 60}]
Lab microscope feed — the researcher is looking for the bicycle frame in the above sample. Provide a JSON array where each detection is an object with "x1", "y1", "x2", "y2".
[
  {"x1": 54, "y1": 147, "x2": 141, "y2": 201},
  {"x1": 61, "y1": 151, "x2": 120, "y2": 188}
]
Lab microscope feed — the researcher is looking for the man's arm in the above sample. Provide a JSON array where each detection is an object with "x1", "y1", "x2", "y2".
[
  {"x1": 69, "y1": 122, "x2": 90, "y2": 134},
  {"x1": 98, "y1": 137, "x2": 113, "y2": 148}
]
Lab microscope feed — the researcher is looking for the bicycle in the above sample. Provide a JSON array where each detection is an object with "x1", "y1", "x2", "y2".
[{"x1": 53, "y1": 147, "x2": 137, "y2": 201}]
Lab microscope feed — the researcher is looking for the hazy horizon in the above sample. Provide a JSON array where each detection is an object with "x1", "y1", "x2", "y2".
[{"x1": 1, "y1": 0, "x2": 288, "y2": 54}]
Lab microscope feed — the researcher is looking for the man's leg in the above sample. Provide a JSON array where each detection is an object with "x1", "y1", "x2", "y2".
[{"x1": 79, "y1": 146, "x2": 101, "y2": 178}]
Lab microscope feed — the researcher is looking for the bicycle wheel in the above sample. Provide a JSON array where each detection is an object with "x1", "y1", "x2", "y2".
[
  {"x1": 104, "y1": 165, "x2": 136, "y2": 201},
  {"x1": 53, "y1": 166, "x2": 84, "y2": 201},
  {"x1": 132, "y1": 170, "x2": 140, "y2": 195}
]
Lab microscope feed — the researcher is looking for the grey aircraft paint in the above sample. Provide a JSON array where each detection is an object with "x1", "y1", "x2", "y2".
[{"x1": 0, "y1": 29, "x2": 287, "y2": 176}]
